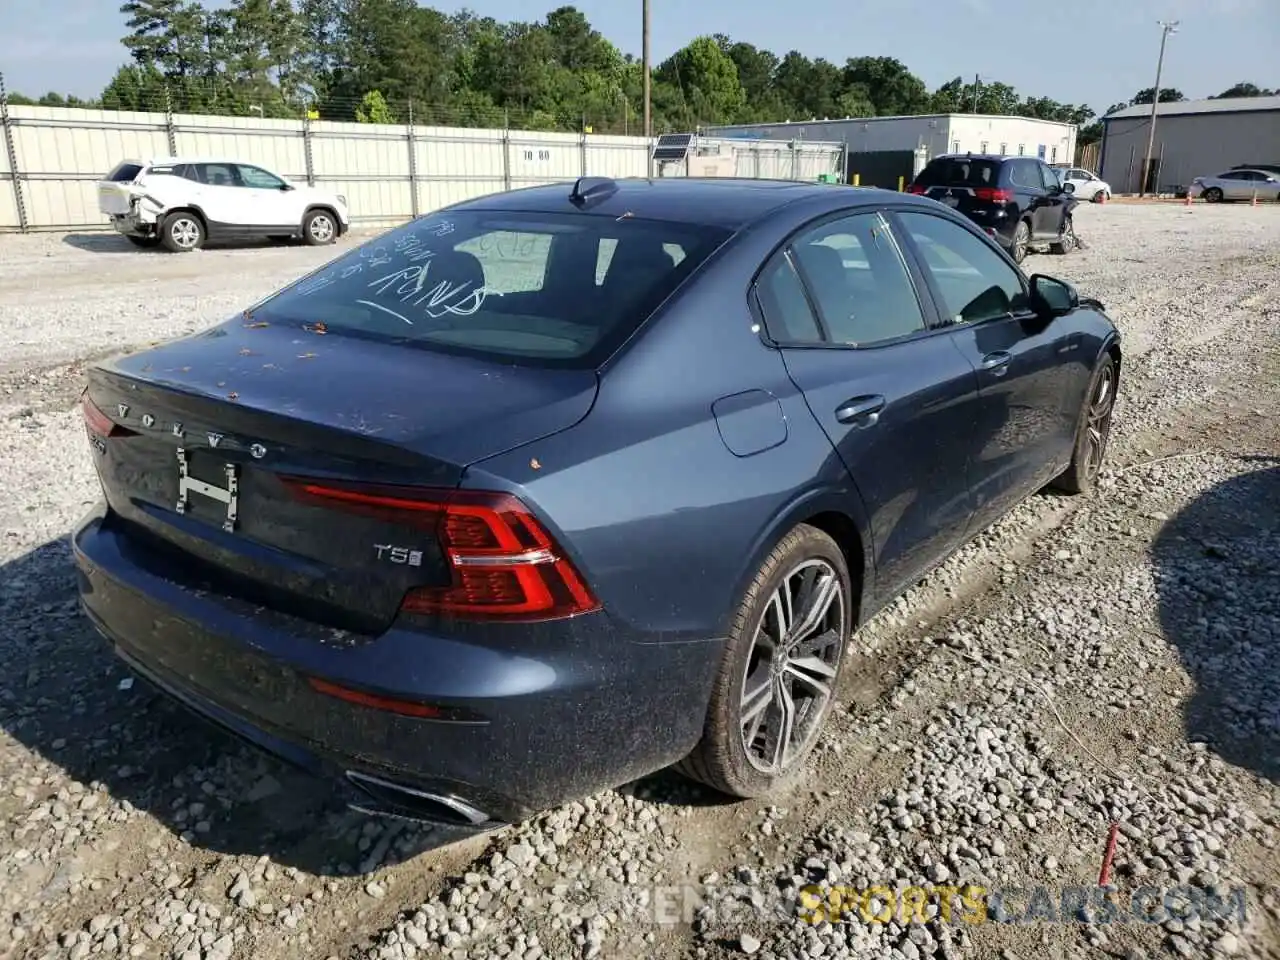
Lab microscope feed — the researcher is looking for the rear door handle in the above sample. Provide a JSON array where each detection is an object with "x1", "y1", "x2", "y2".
[
  {"x1": 835, "y1": 395, "x2": 886, "y2": 426},
  {"x1": 981, "y1": 351, "x2": 1012, "y2": 375}
]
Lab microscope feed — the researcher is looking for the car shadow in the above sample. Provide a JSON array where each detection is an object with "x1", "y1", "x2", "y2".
[
  {"x1": 60, "y1": 233, "x2": 142, "y2": 254},
  {"x1": 1152, "y1": 460, "x2": 1280, "y2": 784},
  {"x1": 0, "y1": 536, "x2": 497, "y2": 875},
  {"x1": 60, "y1": 233, "x2": 295, "y2": 254}
]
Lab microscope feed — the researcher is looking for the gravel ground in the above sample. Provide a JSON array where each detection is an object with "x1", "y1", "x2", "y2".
[{"x1": 0, "y1": 204, "x2": 1278, "y2": 960}]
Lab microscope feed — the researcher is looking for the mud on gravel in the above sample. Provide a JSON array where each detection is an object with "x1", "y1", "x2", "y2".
[{"x1": 0, "y1": 206, "x2": 1278, "y2": 960}]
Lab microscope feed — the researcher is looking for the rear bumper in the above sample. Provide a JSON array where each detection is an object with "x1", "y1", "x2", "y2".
[
  {"x1": 106, "y1": 212, "x2": 157, "y2": 237},
  {"x1": 72, "y1": 502, "x2": 721, "y2": 825}
]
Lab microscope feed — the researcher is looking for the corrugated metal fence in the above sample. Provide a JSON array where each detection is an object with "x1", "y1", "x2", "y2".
[{"x1": 0, "y1": 101, "x2": 844, "y2": 233}]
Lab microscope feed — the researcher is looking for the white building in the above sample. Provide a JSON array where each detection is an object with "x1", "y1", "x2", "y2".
[{"x1": 706, "y1": 114, "x2": 1078, "y2": 189}]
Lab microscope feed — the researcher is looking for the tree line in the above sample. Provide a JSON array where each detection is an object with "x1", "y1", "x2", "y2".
[{"x1": 4, "y1": 0, "x2": 1275, "y2": 143}]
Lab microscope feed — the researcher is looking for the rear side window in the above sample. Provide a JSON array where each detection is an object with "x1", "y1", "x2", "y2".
[
  {"x1": 106, "y1": 162, "x2": 143, "y2": 182},
  {"x1": 916, "y1": 158, "x2": 1001, "y2": 188},
  {"x1": 757, "y1": 211, "x2": 926, "y2": 347},
  {"x1": 256, "y1": 211, "x2": 731, "y2": 368},
  {"x1": 1008, "y1": 161, "x2": 1042, "y2": 189}
]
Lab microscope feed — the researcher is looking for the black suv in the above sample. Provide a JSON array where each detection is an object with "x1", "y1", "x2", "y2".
[{"x1": 908, "y1": 154, "x2": 1076, "y2": 263}]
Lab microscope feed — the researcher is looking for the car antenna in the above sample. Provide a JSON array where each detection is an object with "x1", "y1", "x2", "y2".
[{"x1": 569, "y1": 176, "x2": 618, "y2": 206}]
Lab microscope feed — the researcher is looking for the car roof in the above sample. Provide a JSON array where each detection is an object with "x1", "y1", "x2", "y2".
[
  {"x1": 449, "y1": 177, "x2": 923, "y2": 230},
  {"x1": 929, "y1": 153, "x2": 1020, "y2": 163},
  {"x1": 122, "y1": 157, "x2": 277, "y2": 167}
]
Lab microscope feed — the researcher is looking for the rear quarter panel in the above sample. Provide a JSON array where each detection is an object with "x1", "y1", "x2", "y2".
[{"x1": 463, "y1": 199, "x2": 878, "y2": 643}]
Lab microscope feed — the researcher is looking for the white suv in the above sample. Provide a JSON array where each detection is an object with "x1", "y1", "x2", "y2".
[
  {"x1": 97, "y1": 157, "x2": 351, "y2": 252},
  {"x1": 1053, "y1": 166, "x2": 1111, "y2": 203}
]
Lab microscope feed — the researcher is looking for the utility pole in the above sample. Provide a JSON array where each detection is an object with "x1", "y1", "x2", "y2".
[
  {"x1": 1140, "y1": 19, "x2": 1179, "y2": 196},
  {"x1": 972, "y1": 73, "x2": 981, "y2": 114},
  {"x1": 642, "y1": 0, "x2": 651, "y2": 141}
]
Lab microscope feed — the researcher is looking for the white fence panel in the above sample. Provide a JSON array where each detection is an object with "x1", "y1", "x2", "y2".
[
  {"x1": 0, "y1": 104, "x2": 846, "y2": 233},
  {"x1": 414, "y1": 125, "x2": 506, "y2": 213},
  {"x1": 178, "y1": 114, "x2": 307, "y2": 179}
]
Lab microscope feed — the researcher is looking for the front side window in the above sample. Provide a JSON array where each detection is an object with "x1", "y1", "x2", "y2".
[
  {"x1": 897, "y1": 212, "x2": 1028, "y2": 325},
  {"x1": 237, "y1": 164, "x2": 287, "y2": 189},
  {"x1": 778, "y1": 211, "x2": 927, "y2": 346},
  {"x1": 255, "y1": 211, "x2": 730, "y2": 367}
]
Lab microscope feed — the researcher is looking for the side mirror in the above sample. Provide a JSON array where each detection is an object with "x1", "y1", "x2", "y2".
[
  {"x1": 1062, "y1": 182, "x2": 1075, "y2": 194},
  {"x1": 1030, "y1": 274, "x2": 1079, "y2": 318},
  {"x1": 279, "y1": 182, "x2": 295, "y2": 191}
]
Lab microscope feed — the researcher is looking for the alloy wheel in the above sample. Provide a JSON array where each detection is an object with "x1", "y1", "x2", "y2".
[
  {"x1": 170, "y1": 218, "x2": 201, "y2": 249},
  {"x1": 309, "y1": 214, "x2": 334, "y2": 243},
  {"x1": 1084, "y1": 363, "x2": 1116, "y2": 482},
  {"x1": 1012, "y1": 223, "x2": 1029, "y2": 261},
  {"x1": 1059, "y1": 218, "x2": 1077, "y2": 251},
  {"x1": 739, "y1": 558, "x2": 846, "y2": 775}
]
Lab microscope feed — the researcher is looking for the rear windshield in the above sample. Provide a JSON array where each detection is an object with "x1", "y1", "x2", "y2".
[
  {"x1": 916, "y1": 158, "x2": 1002, "y2": 187},
  {"x1": 106, "y1": 162, "x2": 144, "y2": 182},
  {"x1": 254, "y1": 210, "x2": 732, "y2": 368}
]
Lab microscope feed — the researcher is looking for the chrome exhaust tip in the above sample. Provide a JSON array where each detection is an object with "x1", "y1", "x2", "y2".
[{"x1": 344, "y1": 770, "x2": 490, "y2": 827}]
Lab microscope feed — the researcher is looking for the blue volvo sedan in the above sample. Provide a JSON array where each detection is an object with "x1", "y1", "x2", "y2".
[{"x1": 73, "y1": 177, "x2": 1120, "y2": 832}]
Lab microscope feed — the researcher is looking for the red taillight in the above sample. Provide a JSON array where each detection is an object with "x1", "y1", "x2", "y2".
[
  {"x1": 974, "y1": 187, "x2": 1014, "y2": 203},
  {"x1": 82, "y1": 391, "x2": 133, "y2": 439},
  {"x1": 907, "y1": 184, "x2": 927, "y2": 195},
  {"x1": 280, "y1": 479, "x2": 600, "y2": 622}
]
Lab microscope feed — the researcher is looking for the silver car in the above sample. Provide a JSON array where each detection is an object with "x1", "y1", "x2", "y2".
[{"x1": 1189, "y1": 168, "x2": 1280, "y2": 203}]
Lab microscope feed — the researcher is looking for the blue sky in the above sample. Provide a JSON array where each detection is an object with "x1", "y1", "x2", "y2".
[{"x1": 0, "y1": 0, "x2": 1275, "y2": 114}]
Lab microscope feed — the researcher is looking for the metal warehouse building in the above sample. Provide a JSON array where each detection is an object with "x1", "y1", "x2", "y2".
[
  {"x1": 705, "y1": 114, "x2": 1078, "y2": 189},
  {"x1": 1100, "y1": 95, "x2": 1280, "y2": 195}
]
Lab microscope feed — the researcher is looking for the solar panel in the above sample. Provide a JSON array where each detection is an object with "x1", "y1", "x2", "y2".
[{"x1": 652, "y1": 133, "x2": 693, "y2": 161}]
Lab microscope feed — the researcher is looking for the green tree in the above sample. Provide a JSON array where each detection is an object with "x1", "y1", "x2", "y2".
[
  {"x1": 100, "y1": 63, "x2": 170, "y2": 110},
  {"x1": 841, "y1": 56, "x2": 929, "y2": 116},
  {"x1": 74, "y1": 1, "x2": 1120, "y2": 136},
  {"x1": 1212, "y1": 82, "x2": 1276, "y2": 98},
  {"x1": 1131, "y1": 87, "x2": 1185, "y2": 104},
  {"x1": 655, "y1": 35, "x2": 746, "y2": 128},
  {"x1": 355, "y1": 89, "x2": 395, "y2": 123}
]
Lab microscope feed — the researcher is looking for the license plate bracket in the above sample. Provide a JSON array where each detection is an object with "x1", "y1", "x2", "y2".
[{"x1": 175, "y1": 448, "x2": 239, "y2": 532}]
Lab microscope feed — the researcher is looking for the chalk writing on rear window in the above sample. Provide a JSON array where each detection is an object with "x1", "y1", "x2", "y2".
[{"x1": 292, "y1": 218, "x2": 458, "y2": 297}]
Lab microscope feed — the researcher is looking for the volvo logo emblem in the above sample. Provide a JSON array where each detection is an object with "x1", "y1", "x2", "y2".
[
  {"x1": 117, "y1": 403, "x2": 129, "y2": 418},
  {"x1": 141, "y1": 413, "x2": 156, "y2": 428},
  {"x1": 249, "y1": 443, "x2": 267, "y2": 460},
  {"x1": 207, "y1": 433, "x2": 224, "y2": 448}
]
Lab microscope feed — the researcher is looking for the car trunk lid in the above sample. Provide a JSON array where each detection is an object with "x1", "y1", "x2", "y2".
[{"x1": 84, "y1": 320, "x2": 598, "y2": 634}]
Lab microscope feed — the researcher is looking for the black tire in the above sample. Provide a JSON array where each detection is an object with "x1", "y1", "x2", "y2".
[
  {"x1": 1050, "y1": 354, "x2": 1118, "y2": 495},
  {"x1": 1091, "y1": 189, "x2": 1109, "y2": 203},
  {"x1": 1203, "y1": 187, "x2": 1223, "y2": 203},
  {"x1": 303, "y1": 209, "x2": 337, "y2": 246},
  {"x1": 126, "y1": 235, "x2": 161, "y2": 249},
  {"x1": 159, "y1": 211, "x2": 205, "y2": 252},
  {"x1": 1010, "y1": 219, "x2": 1031, "y2": 263},
  {"x1": 677, "y1": 524, "x2": 852, "y2": 798},
  {"x1": 1049, "y1": 215, "x2": 1076, "y2": 255}
]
